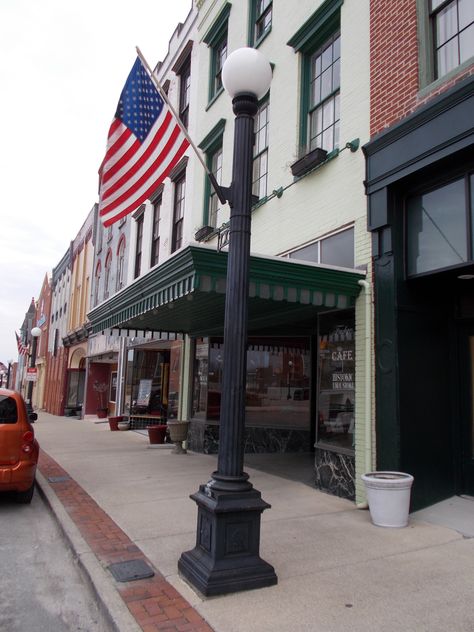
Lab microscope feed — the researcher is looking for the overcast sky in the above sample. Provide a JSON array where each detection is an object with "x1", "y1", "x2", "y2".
[{"x1": 0, "y1": 0, "x2": 192, "y2": 364}]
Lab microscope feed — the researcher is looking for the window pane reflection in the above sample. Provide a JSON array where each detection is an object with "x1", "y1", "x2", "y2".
[
  {"x1": 192, "y1": 337, "x2": 311, "y2": 430},
  {"x1": 317, "y1": 312, "x2": 355, "y2": 451},
  {"x1": 407, "y1": 178, "x2": 467, "y2": 275}
]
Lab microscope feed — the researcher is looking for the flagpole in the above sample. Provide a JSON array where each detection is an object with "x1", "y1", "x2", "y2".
[{"x1": 136, "y1": 47, "x2": 228, "y2": 206}]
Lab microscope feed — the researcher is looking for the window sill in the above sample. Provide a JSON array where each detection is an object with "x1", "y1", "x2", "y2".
[
  {"x1": 418, "y1": 56, "x2": 474, "y2": 99},
  {"x1": 206, "y1": 87, "x2": 225, "y2": 111},
  {"x1": 315, "y1": 441, "x2": 354, "y2": 457}
]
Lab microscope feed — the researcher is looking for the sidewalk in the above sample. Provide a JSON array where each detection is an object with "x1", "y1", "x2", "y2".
[{"x1": 34, "y1": 412, "x2": 474, "y2": 632}]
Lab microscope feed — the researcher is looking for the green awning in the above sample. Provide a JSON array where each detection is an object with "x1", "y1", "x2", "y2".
[{"x1": 88, "y1": 245, "x2": 365, "y2": 336}]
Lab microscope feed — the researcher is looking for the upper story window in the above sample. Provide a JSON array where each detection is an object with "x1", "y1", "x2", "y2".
[
  {"x1": 134, "y1": 214, "x2": 144, "y2": 279},
  {"x1": 198, "y1": 119, "x2": 226, "y2": 230},
  {"x1": 208, "y1": 146, "x2": 223, "y2": 228},
  {"x1": 203, "y1": 3, "x2": 231, "y2": 104},
  {"x1": 179, "y1": 59, "x2": 191, "y2": 129},
  {"x1": 253, "y1": 0, "x2": 273, "y2": 45},
  {"x1": 151, "y1": 196, "x2": 162, "y2": 267},
  {"x1": 172, "y1": 174, "x2": 186, "y2": 253},
  {"x1": 288, "y1": 226, "x2": 354, "y2": 269},
  {"x1": 94, "y1": 261, "x2": 101, "y2": 306},
  {"x1": 309, "y1": 33, "x2": 340, "y2": 153},
  {"x1": 430, "y1": 0, "x2": 474, "y2": 79},
  {"x1": 253, "y1": 98, "x2": 270, "y2": 200},
  {"x1": 116, "y1": 237, "x2": 126, "y2": 292},
  {"x1": 104, "y1": 251, "x2": 112, "y2": 300},
  {"x1": 406, "y1": 172, "x2": 473, "y2": 276},
  {"x1": 288, "y1": 0, "x2": 342, "y2": 162}
]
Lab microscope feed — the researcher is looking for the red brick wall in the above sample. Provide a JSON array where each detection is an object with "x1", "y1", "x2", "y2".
[
  {"x1": 370, "y1": 0, "x2": 474, "y2": 136},
  {"x1": 44, "y1": 347, "x2": 68, "y2": 416}
]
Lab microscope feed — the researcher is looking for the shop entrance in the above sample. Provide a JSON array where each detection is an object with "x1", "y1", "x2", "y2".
[{"x1": 459, "y1": 324, "x2": 474, "y2": 497}]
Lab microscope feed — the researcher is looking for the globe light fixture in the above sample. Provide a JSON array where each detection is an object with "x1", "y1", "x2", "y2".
[
  {"x1": 179, "y1": 48, "x2": 277, "y2": 596},
  {"x1": 26, "y1": 326, "x2": 41, "y2": 414},
  {"x1": 221, "y1": 47, "x2": 273, "y2": 99}
]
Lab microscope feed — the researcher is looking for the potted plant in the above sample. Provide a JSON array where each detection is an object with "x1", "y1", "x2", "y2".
[
  {"x1": 92, "y1": 381, "x2": 109, "y2": 419},
  {"x1": 148, "y1": 424, "x2": 168, "y2": 444},
  {"x1": 108, "y1": 415, "x2": 122, "y2": 431},
  {"x1": 361, "y1": 471, "x2": 414, "y2": 528},
  {"x1": 167, "y1": 420, "x2": 190, "y2": 454},
  {"x1": 290, "y1": 146, "x2": 328, "y2": 178}
]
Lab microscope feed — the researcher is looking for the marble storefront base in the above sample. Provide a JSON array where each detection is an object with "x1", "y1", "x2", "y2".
[
  {"x1": 314, "y1": 447, "x2": 355, "y2": 500},
  {"x1": 188, "y1": 420, "x2": 311, "y2": 455}
]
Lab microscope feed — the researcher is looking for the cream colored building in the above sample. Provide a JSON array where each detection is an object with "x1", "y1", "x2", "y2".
[{"x1": 88, "y1": 0, "x2": 374, "y2": 504}]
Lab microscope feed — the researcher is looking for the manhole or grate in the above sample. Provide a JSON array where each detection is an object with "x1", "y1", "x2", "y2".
[
  {"x1": 48, "y1": 476, "x2": 71, "y2": 483},
  {"x1": 108, "y1": 559, "x2": 155, "y2": 582}
]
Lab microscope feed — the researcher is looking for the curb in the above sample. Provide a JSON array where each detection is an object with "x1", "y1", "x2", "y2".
[{"x1": 36, "y1": 470, "x2": 142, "y2": 632}]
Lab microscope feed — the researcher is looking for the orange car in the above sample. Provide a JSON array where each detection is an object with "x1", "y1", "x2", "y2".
[{"x1": 0, "y1": 388, "x2": 40, "y2": 503}]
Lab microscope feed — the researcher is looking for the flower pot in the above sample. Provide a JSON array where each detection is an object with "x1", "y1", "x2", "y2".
[
  {"x1": 148, "y1": 424, "x2": 167, "y2": 444},
  {"x1": 290, "y1": 147, "x2": 328, "y2": 178},
  {"x1": 108, "y1": 416, "x2": 123, "y2": 431},
  {"x1": 361, "y1": 471, "x2": 414, "y2": 528},
  {"x1": 167, "y1": 421, "x2": 190, "y2": 454},
  {"x1": 97, "y1": 408, "x2": 108, "y2": 419}
]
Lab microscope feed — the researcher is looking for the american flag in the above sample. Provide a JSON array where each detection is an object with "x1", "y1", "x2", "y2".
[
  {"x1": 99, "y1": 57, "x2": 190, "y2": 227},
  {"x1": 15, "y1": 332, "x2": 28, "y2": 357}
]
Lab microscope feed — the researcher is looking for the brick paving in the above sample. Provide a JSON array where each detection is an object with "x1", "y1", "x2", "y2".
[{"x1": 38, "y1": 450, "x2": 214, "y2": 632}]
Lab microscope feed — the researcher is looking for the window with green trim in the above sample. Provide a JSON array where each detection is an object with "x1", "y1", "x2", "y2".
[
  {"x1": 208, "y1": 145, "x2": 223, "y2": 228},
  {"x1": 287, "y1": 0, "x2": 343, "y2": 157},
  {"x1": 250, "y1": 0, "x2": 272, "y2": 46},
  {"x1": 253, "y1": 98, "x2": 269, "y2": 200},
  {"x1": 211, "y1": 33, "x2": 227, "y2": 99},
  {"x1": 203, "y1": 3, "x2": 231, "y2": 104},
  {"x1": 179, "y1": 58, "x2": 191, "y2": 129},
  {"x1": 430, "y1": 0, "x2": 474, "y2": 79},
  {"x1": 172, "y1": 174, "x2": 186, "y2": 253},
  {"x1": 308, "y1": 32, "x2": 340, "y2": 153}
]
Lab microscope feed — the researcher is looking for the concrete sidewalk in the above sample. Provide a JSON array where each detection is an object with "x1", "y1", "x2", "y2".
[{"x1": 34, "y1": 412, "x2": 474, "y2": 632}]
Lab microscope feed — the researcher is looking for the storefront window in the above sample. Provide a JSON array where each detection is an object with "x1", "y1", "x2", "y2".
[
  {"x1": 192, "y1": 337, "x2": 311, "y2": 430},
  {"x1": 317, "y1": 311, "x2": 355, "y2": 451},
  {"x1": 125, "y1": 343, "x2": 182, "y2": 420}
]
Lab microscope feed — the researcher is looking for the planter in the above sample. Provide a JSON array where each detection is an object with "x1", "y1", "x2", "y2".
[
  {"x1": 290, "y1": 147, "x2": 328, "y2": 178},
  {"x1": 108, "y1": 416, "x2": 123, "y2": 431},
  {"x1": 361, "y1": 471, "x2": 414, "y2": 528},
  {"x1": 167, "y1": 421, "x2": 190, "y2": 454},
  {"x1": 118, "y1": 421, "x2": 130, "y2": 431},
  {"x1": 148, "y1": 424, "x2": 167, "y2": 444},
  {"x1": 97, "y1": 408, "x2": 108, "y2": 419}
]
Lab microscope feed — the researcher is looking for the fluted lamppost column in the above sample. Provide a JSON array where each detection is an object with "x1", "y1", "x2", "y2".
[{"x1": 179, "y1": 48, "x2": 277, "y2": 596}]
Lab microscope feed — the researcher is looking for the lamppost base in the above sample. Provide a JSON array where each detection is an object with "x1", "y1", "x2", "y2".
[{"x1": 178, "y1": 483, "x2": 277, "y2": 596}]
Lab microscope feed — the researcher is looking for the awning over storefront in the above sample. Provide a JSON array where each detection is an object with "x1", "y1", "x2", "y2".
[{"x1": 88, "y1": 245, "x2": 365, "y2": 336}]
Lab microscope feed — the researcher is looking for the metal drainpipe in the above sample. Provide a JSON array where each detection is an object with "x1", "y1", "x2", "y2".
[{"x1": 357, "y1": 279, "x2": 372, "y2": 509}]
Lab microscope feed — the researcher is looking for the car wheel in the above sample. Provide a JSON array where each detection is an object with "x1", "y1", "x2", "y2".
[{"x1": 16, "y1": 481, "x2": 35, "y2": 504}]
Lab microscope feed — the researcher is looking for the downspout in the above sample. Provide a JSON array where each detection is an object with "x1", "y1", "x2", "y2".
[{"x1": 357, "y1": 279, "x2": 372, "y2": 509}]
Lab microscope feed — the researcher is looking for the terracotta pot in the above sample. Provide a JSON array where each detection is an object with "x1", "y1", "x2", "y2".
[
  {"x1": 97, "y1": 408, "x2": 108, "y2": 419},
  {"x1": 148, "y1": 424, "x2": 167, "y2": 444},
  {"x1": 108, "y1": 416, "x2": 123, "y2": 431}
]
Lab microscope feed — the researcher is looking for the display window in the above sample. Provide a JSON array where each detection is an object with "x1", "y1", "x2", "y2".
[
  {"x1": 192, "y1": 337, "x2": 311, "y2": 430},
  {"x1": 317, "y1": 310, "x2": 355, "y2": 452},
  {"x1": 123, "y1": 342, "x2": 181, "y2": 421}
]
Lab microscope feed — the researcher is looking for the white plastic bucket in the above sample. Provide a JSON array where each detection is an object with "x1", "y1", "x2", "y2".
[{"x1": 361, "y1": 471, "x2": 414, "y2": 528}]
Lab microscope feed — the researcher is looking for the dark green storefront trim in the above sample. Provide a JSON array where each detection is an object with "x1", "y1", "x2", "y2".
[{"x1": 88, "y1": 245, "x2": 365, "y2": 336}]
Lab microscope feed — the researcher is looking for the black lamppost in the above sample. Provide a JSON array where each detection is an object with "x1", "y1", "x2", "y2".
[
  {"x1": 26, "y1": 326, "x2": 41, "y2": 414},
  {"x1": 6, "y1": 361, "x2": 13, "y2": 389},
  {"x1": 179, "y1": 48, "x2": 277, "y2": 596}
]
